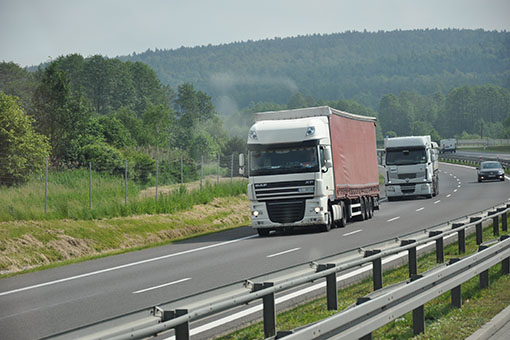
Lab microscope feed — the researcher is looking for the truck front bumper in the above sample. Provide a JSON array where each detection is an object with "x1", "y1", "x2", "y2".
[
  {"x1": 386, "y1": 182, "x2": 432, "y2": 197},
  {"x1": 250, "y1": 197, "x2": 329, "y2": 229}
]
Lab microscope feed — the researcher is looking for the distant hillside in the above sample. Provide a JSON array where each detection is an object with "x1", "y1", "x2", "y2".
[{"x1": 120, "y1": 29, "x2": 510, "y2": 111}]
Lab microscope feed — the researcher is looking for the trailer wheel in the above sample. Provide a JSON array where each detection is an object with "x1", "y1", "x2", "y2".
[
  {"x1": 367, "y1": 197, "x2": 373, "y2": 219},
  {"x1": 360, "y1": 197, "x2": 367, "y2": 221},
  {"x1": 257, "y1": 229, "x2": 270, "y2": 237}
]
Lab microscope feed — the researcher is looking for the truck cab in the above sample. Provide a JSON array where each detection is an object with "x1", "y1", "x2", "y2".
[{"x1": 384, "y1": 136, "x2": 439, "y2": 200}]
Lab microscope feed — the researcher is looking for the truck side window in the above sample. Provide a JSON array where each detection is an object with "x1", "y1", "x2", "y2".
[{"x1": 320, "y1": 147, "x2": 326, "y2": 168}]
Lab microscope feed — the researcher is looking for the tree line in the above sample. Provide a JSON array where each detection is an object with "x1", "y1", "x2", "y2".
[
  {"x1": 123, "y1": 29, "x2": 509, "y2": 110},
  {"x1": 0, "y1": 56, "x2": 246, "y2": 187}
]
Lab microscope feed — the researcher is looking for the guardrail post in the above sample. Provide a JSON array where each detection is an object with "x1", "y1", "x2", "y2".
[
  {"x1": 478, "y1": 245, "x2": 490, "y2": 289},
  {"x1": 356, "y1": 297, "x2": 372, "y2": 340},
  {"x1": 470, "y1": 217, "x2": 483, "y2": 245},
  {"x1": 429, "y1": 231, "x2": 444, "y2": 263},
  {"x1": 501, "y1": 235, "x2": 510, "y2": 275},
  {"x1": 401, "y1": 240, "x2": 417, "y2": 277},
  {"x1": 365, "y1": 250, "x2": 382, "y2": 290},
  {"x1": 411, "y1": 274, "x2": 425, "y2": 335},
  {"x1": 452, "y1": 223, "x2": 465, "y2": 254},
  {"x1": 163, "y1": 309, "x2": 189, "y2": 340},
  {"x1": 498, "y1": 207, "x2": 507, "y2": 232},
  {"x1": 490, "y1": 210, "x2": 499, "y2": 236},
  {"x1": 449, "y1": 258, "x2": 462, "y2": 308},
  {"x1": 254, "y1": 282, "x2": 276, "y2": 338},
  {"x1": 318, "y1": 263, "x2": 337, "y2": 311}
]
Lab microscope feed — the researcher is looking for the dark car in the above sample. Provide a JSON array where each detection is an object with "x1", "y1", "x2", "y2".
[{"x1": 477, "y1": 161, "x2": 505, "y2": 182}]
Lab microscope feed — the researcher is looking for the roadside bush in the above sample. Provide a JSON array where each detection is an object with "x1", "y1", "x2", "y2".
[{"x1": 79, "y1": 142, "x2": 124, "y2": 175}]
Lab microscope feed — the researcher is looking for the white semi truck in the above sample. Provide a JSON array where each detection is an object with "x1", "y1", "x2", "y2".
[
  {"x1": 240, "y1": 106, "x2": 380, "y2": 237},
  {"x1": 384, "y1": 136, "x2": 439, "y2": 200}
]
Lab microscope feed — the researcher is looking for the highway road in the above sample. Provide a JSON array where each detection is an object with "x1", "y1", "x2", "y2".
[
  {"x1": 1, "y1": 162, "x2": 509, "y2": 340},
  {"x1": 456, "y1": 150, "x2": 510, "y2": 161}
]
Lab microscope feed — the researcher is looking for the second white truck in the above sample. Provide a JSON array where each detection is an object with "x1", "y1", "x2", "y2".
[{"x1": 384, "y1": 136, "x2": 439, "y2": 200}]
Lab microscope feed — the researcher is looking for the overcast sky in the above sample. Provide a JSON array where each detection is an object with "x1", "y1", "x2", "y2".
[{"x1": 1, "y1": 0, "x2": 509, "y2": 67}]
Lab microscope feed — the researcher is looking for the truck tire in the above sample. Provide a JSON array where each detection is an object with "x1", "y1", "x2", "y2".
[
  {"x1": 335, "y1": 203, "x2": 347, "y2": 228},
  {"x1": 367, "y1": 197, "x2": 373, "y2": 219},
  {"x1": 257, "y1": 229, "x2": 270, "y2": 237},
  {"x1": 321, "y1": 210, "x2": 333, "y2": 232},
  {"x1": 360, "y1": 197, "x2": 367, "y2": 221}
]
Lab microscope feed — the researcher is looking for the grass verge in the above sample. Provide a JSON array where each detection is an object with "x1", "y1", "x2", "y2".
[
  {"x1": 218, "y1": 217, "x2": 510, "y2": 340},
  {"x1": 0, "y1": 169, "x2": 247, "y2": 221},
  {"x1": 0, "y1": 194, "x2": 250, "y2": 277}
]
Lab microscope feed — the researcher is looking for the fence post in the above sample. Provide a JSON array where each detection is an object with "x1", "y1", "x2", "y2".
[
  {"x1": 429, "y1": 231, "x2": 444, "y2": 263},
  {"x1": 155, "y1": 159, "x2": 159, "y2": 201},
  {"x1": 230, "y1": 153, "x2": 234, "y2": 186},
  {"x1": 89, "y1": 162, "x2": 92, "y2": 209},
  {"x1": 449, "y1": 258, "x2": 462, "y2": 308},
  {"x1": 318, "y1": 263, "x2": 337, "y2": 311},
  {"x1": 200, "y1": 155, "x2": 203, "y2": 191},
  {"x1": 479, "y1": 245, "x2": 489, "y2": 289},
  {"x1": 124, "y1": 160, "x2": 128, "y2": 206},
  {"x1": 180, "y1": 156, "x2": 183, "y2": 184},
  {"x1": 401, "y1": 240, "x2": 417, "y2": 277},
  {"x1": 452, "y1": 223, "x2": 465, "y2": 254},
  {"x1": 45, "y1": 156, "x2": 48, "y2": 213},
  {"x1": 253, "y1": 282, "x2": 276, "y2": 338},
  {"x1": 217, "y1": 153, "x2": 220, "y2": 185},
  {"x1": 164, "y1": 309, "x2": 189, "y2": 340}
]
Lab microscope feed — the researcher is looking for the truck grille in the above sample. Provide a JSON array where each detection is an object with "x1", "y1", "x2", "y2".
[
  {"x1": 398, "y1": 173, "x2": 416, "y2": 179},
  {"x1": 266, "y1": 200, "x2": 306, "y2": 223},
  {"x1": 254, "y1": 180, "x2": 315, "y2": 201},
  {"x1": 401, "y1": 184, "x2": 415, "y2": 194}
]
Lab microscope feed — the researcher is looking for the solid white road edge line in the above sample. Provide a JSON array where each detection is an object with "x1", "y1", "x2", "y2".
[
  {"x1": 267, "y1": 248, "x2": 301, "y2": 258},
  {"x1": 0, "y1": 235, "x2": 258, "y2": 297},
  {"x1": 164, "y1": 233, "x2": 459, "y2": 340},
  {"x1": 343, "y1": 229, "x2": 363, "y2": 236},
  {"x1": 387, "y1": 216, "x2": 400, "y2": 222},
  {"x1": 133, "y1": 278, "x2": 191, "y2": 294}
]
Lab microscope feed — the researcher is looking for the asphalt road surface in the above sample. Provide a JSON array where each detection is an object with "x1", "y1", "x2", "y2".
[{"x1": 1, "y1": 163, "x2": 509, "y2": 340}]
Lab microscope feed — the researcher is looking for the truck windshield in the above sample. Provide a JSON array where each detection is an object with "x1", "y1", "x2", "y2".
[
  {"x1": 250, "y1": 147, "x2": 319, "y2": 176},
  {"x1": 386, "y1": 147, "x2": 427, "y2": 165}
]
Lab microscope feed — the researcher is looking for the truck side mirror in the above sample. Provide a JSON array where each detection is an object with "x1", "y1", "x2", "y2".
[{"x1": 239, "y1": 154, "x2": 245, "y2": 176}]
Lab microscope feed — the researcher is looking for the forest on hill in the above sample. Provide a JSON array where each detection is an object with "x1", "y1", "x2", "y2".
[
  {"x1": 122, "y1": 29, "x2": 510, "y2": 111},
  {"x1": 2, "y1": 29, "x2": 510, "y2": 186}
]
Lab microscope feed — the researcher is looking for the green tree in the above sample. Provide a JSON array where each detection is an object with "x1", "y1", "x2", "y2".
[
  {"x1": 0, "y1": 93, "x2": 50, "y2": 186},
  {"x1": 32, "y1": 63, "x2": 90, "y2": 164}
]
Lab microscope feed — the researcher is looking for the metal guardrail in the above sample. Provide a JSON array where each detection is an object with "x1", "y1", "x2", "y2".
[
  {"x1": 439, "y1": 153, "x2": 510, "y2": 171},
  {"x1": 283, "y1": 234, "x2": 510, "y2": 340}
]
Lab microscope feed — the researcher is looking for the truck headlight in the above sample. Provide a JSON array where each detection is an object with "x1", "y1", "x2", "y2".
[
  {"x1": 252, "y1": 210, "x2": 259, "y2": 217},
  {"x1": 314, "y1": 207, "x2": 321, "y2": 213}
]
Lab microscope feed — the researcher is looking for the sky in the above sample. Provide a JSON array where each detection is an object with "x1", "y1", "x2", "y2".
[{"x1": 1, "y1": 0, "x2": 509, "y2": 67}]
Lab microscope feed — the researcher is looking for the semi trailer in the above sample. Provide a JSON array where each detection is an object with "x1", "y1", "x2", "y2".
[{"x1": 239, "y1": 106, "x2": 380, "y2": 237}]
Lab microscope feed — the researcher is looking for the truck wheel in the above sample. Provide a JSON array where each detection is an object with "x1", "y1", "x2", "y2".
[
  {"x1": 335, "y1": 204, "x2": 347, "y2": 228},
  {"x1": 367, "y1": 198, "x2": 373, "y2": 219},
  {"x1": 360, "y1": 197, "x2": 367, "y2": 221},
  {"x1": 257, "y1": 229, "x2": 270, "y2": 237},
  {"x1": 321, "y1": 210, "x2": 333, "y2": 232}
]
